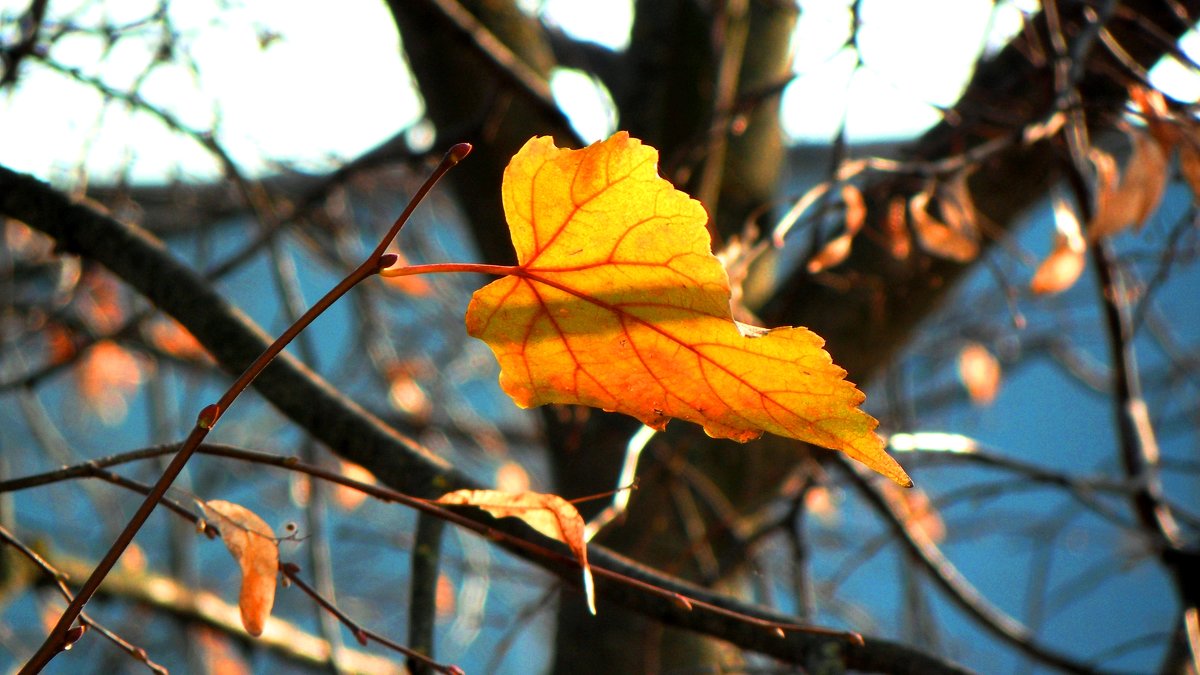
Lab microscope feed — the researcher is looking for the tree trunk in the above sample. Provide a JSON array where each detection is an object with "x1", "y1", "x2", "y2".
[{"x1": 384, "y1": 1, "x2": 1200, "y2": 671}]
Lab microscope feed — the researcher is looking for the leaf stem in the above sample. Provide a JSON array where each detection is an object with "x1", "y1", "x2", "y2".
[
  {"x1": 21, "y1": 143, "x2": 471, "y2": 673},
  {"x1": 380, "y1": 261, "x2": 518, "y2": 278}
]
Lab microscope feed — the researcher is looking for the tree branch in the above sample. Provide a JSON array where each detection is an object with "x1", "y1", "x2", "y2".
[{"x1": 0, "y1": 163, "x2": 971, "y2": 672}]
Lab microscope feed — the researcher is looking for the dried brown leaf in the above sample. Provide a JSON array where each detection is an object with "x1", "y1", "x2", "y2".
[
  {"x1": 842, "y1": 184, "x2": 866, "y2": 235},
  {"x1": 495, "y1": 460, "x2": 531, "y2": 493},
  {"x1": 1130, "y1": 85, "x2": 1180, "y2": 153},
  {"x1": 806, "y1": 185, "x2": 867, "y2": 273},
  {"x1": 958, "y1": 342, "x2": 1001, "y2": 405},
  {"x1": 76, "y1": 340, "x2": 144, "y2": 425},
  {"x1": 1031, "y1": 194, "x2": 1087, "y2": 295},
  {"x1": 147, "y1": 317, "x2": 209, "y2": 362},
  {"x1": 437, "y1": 489, "x2": 595, "y2": 614},
  {"x1": 937, "y1": 171, "x2": 978, "y2": 234},
  {"x1": 1088, "y1": 130, "x2": 1168, "y2": 240},
  {"x1": 435, "y1": 573, "x2": 456, "y2": 620},
  {"x1": 807, "y1": 233, "x2": 853, "y2": 273},
  {"x1": 195, "y1": 626, "x2": 251, "y2": 675},
  {"x1": 884, "y1": 482, "x2": 946, "y2": 543},
  {"x1": 884, "y1": 195, "x2": 911, "y2": 259},
  {"x1": 910, "y1": 190, "x2": 978, "y2": 262},
  {"x1": 204, "y1": 500, "x2": 279, "y2": 636},
  {"x1": 380, "y1": 248, "x2": 432, "y2": 296},
  {"x1": 332, "y1": 460, "x2": 377, "y2": 511},
  {"x1": 1180, "y1": 124, "x2": 1200, "y2": 202}
]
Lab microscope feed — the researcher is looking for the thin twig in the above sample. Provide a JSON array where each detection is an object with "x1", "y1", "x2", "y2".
[
  {"x1": 407, "y1": 513, "x2": 446, "y2": 674},
  {"x1": 838, "y1": 457, "x2": 1101, "y2": 675},
  {"x1": 0, "y1": 525, "x2": 167, "y2": 674},
  {"x1": 282, "y1": 564, "x2": 465, "y2": 675},
  {"x1": 17, "y1": 144, "x2": 471, "y2": 672},
  {"x1": 1, "y1": 164, "x2": 978, "y2": 674}
]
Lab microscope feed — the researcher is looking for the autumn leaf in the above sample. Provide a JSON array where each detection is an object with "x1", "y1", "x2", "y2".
[
  {"x1": 957, "y1": 342, "x2": 1001, "y2": 405},
  {"x1": 204, "y1": 500, "x2": 279, "y2": 636},
  {"x1": 76, "y1": 340, "x2": 144, "y2": 425},
  {"x1": 807, "y1": 185, "x2": 866, "y2": 273},
  {"x1": 437, "y1": 489, "x2": 595, "y2": 613},
  {"x1": 1087, "y1": 129, "x2": 1167, "y2": 240},
  {"x1": 332, "y1": 460, "x2": 377, "y2": 511},
  {"x1": 883, "y1": 195, "x2": 911, "y2": 260},
  {"x1": 1031, "y1": 192, "x2": 1086, "y2": 295},
  {"x1": 147, "y1": 316, "x2": 209, "y2": 362},
  {"x1": 910, "y1": 188, "x2": 978, "y2": 263},
  {"x1": 381, "y1": 247, "x2": 433, "y2": 296},
  {"x1": 1179, "y1": 123, "x2": 1200, "y2": 201},
  {"x1": 882, "y1": 482, "x2": 945, "y2": 543},
  {"x1": 466, "y1": 133, "x2": 910, "y2": 487}
]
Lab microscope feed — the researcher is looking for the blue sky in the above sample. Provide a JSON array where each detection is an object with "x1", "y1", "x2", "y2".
[{"x1": 11, "y1": 0, "x2": 1199, "y2": 184}]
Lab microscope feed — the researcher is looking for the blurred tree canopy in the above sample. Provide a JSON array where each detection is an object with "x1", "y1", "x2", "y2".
[{"x1": 2, "y1": 0, "x2": 1200, "y2": 673}]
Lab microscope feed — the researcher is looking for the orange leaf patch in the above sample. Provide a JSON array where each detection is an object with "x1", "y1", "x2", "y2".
[
  {"x1": 204, "y1": 500, "x2": 279, "y2": 636},
  {"x1": 437, "y1": 489, "x2": 595, "y2": 613},
  {"x1": 466, "y1": 133, "x2": 910, "y2": 486},
  {"x1": 1031, "y1": 192, "x2": 1087, "y2": 295},
  {"x1": 957, "y1": 342, "x2": 1001, "y2": 405}
]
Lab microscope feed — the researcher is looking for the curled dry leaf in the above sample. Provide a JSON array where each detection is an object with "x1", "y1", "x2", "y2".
[
  {"x1": 194, "y1": 626, "x2": 252, "y2": 675},
  {"x1": 883, "y1": 482, "x2": 945, "y2": 543},
  {"x1": 957, "y1": 342, "x2": 1001, "y2": 405},
  {"x1": 1031, "y1": 193, "x2": 1087, "y2": 295},
  {"x1": 435, "y1": 573, "x2": 457, "y2": 619},
  {"x1": 332, "y1": 460, "x2": 377, "y2": 511},
  {"x1": 804, "y1": 484, "x2": 839, "y2": 526},
  {"x1": 76, "y1": 340, "x2": 144, "y2": 425},
  {"x1": 910, "y1": 189, "x2": 978, "y2": 262},
  {"x1": 495, "y1": 460, "x2": 531, "y2": 493},
  {"x1": 1087, "y1": 129, "x2": 1167, "y2": 240},
  {"x1": 807, "y1": 234, "x2": 853, "y2": 273},
  {"x1": 147, "y1": 317, "x2": 209, "y2": 362},
  {"x1": 1179, "y1": 123, "x2": 1200, "y2": 202},
  {"x1": 467, "y1": 133, "x2": 910, "y2": 486},
  {"x1": 884, "y1": 195, "x2": 911, "y2": 259},
  {"x1": 204, "y1": 500, "x2": 279, "y2": 636},
  {"x1": 436, "y1": 489, "x2": 595, "y2": 614},
  {"x1": 807, "y1": 185, "x2": 866, "y2": 273},
  {"x1": 380, "y1": 248, "x2": 432, "y2": 296},
  {"x1": 1130, "y1": 85, "x2": 1179, "y2": 152},
  {"x1": 937, "y1": 171, "x2": 977, "y2": 235},
  {"x1": 842, "y1": 183, "x2": 867, "y2": 236}
]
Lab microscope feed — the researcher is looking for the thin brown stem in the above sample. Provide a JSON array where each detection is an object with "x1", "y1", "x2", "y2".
[
  {"x1": 0, "y1": 525, "x2": 168, "y2": 674},
  {"x1": 282, "y1": 564, "x2": 465, "y2": 675},
  {"x1": 19, "y1": 143, "x2": 471, "y2": 673},
  {"x1": 838, "y1": 457, "x2": 1100, "y2": 675}
]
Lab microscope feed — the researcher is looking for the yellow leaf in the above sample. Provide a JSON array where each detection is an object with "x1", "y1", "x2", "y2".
[
  {"x1": 204, "y1": 500, "x2": 278, "y2": 636},
  {"x1": 467, "y1": 133, "x2": 910, "y2": 486},
  {"x1": 437, "y1": 489, "x2": 595, "y2": 613}
]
